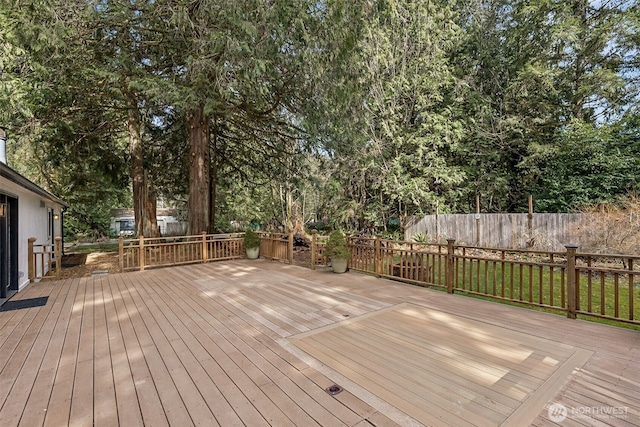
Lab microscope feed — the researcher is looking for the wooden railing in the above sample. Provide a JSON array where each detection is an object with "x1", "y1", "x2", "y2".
[
  {"x1": 573, "y1": 250, "x2": 640, "y2": 323},
  {"x1": 258, "y1": 231, "x2": 293, "y2": 264},
  {"x1": 28, "y1": 237, "x2": 62, "y2": 282},
  {"x1": 449, "y1": 244, "x2": 639, "y2": 324},
  {"x1": 119, "y1": 232, "x2": 245, "y2": 272},
  {"x1": 309, "y1": 231, "x2": 329, "y2": 268},
  {"x1": 308, "y1": 234, "x2": 640, "y2": 325},
  {"x1": 344, "y1": 236, "x2": 447, "y2": 289}
]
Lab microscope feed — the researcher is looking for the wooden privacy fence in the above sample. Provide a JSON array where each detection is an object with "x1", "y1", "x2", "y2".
[
  {"x1": 28, "y1": 237, "x2": 62, "y2": 282},
  {"x1": 405, "y1": 213, "x2": 585, "y2": 251},
  {"x1": 309, "y1": 234, "x2": 640, "y2": 325}
]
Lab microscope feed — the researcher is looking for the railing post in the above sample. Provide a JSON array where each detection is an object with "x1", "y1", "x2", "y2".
[
  {"x1": 54, "y1": 237, "x2": 62, "y2": 279},
  {"x1": 311, "y1": 231, "x2": 317, "y2": 270},
  {"x1": 374, "y1": 235, "x2": 382, "y2": 278},
  {"x1": 28, "y1": 237, "x2": 36, "y2": 283},
  {"x1": 270, "y1": 233, "x2": 275, "y2": 260},
  {"x1": 288, "y1": 230, "x2": 294, "y2": 264},
  {"x1": 139, "y1": 235, "x2": 145, "y2": 271},
  {"x1": 202, "y1": 231, "x2": 208, "y2": 262},
  {"x1": 118, "y1": 237, "x2": 124, "y2": 272},
  {"x1": 566, "y1": 244, "x2": 578, "y2": 319},
  {"x1": 446, "y1": 238, "x2": 456, "y2": 294}
]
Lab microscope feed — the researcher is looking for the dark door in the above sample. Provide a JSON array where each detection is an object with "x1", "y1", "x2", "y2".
[{"x1": 0, "y1": 193, "x2": 18, "y2": 301}]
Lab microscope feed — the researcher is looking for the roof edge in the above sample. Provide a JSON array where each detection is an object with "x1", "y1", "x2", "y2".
[{"x1": 0, "y1": 162, "x2": 69, "y2": 207}]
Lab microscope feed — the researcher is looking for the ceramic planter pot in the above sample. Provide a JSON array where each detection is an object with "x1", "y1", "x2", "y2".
[
  {"x1": 246, "y1": 247, "x2": 260, "y2": 259},
  {"x1": 330, "y1": 258, "x2": 348, "y2": 273}
]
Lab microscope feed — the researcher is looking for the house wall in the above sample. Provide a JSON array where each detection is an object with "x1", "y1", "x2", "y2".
[
  {"x1": 1, "y1": 178, "x2": 64, "y2": 291},
  {"x1": 110, "y1": 214, "x2": 187, "y2": 237}
]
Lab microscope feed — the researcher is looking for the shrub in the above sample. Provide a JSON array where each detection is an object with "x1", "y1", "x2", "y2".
[
  {"x1": 570, "y1": 194, "x2": 640, "y2": 255},
  {"x1": 324, "y1": 230, "x2": 351, "y2": 260},
  {"x1": 412, "y1": 232, "x2": 429, "y2": 243},
  {"x1": 244, "y1": 229, "x2": 261, "y2": 249}
]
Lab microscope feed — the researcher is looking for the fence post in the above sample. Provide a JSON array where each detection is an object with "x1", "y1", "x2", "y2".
[
  {"x1": 118, "y1": 237, "x2": 124, "y2": 272},
  {"x1": 28, "y1": 237, "x2": 36, "y2": 283},
  {"x1": 202, "y1": 231, "x2": 208, "y2": 262},
  {"x1": 566, "y1": 244, "x2": 578, "y2": 319},
  {"x1": 374, "y1": 235, "x2": 382, "y2": 278},
  {"x1": 288, "y1": 230, "x2": 294, "y2": 264},
  {"x1": 311, "y1": 231, "x2": 317, "y2": 270},
  {"x1": 139, "y1": 235, "x2": 145, "y2": 272},
  {"x1": 54, "y1": 237, "x2": 62, "y2": 279},
  {"x1": 446, "y1": 238, "x2": 456, "y2": 294}
]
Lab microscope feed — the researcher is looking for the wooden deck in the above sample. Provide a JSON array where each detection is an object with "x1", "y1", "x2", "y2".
[{"x1": 0, "y1": 259, "x2": 638, "y2": 426}]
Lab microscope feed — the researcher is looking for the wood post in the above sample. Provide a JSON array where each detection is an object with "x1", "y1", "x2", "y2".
[
  {"x1": 566, "y1": 244, "x2": 578, "y2": 319},
  {"x1": 435, "y1": 201, "x2": 440, "y2": 241},
  {"x1": 55, "y1": 237, "x2": 62, "y2": 279},
  {"x1": 118, "y1": 237, "x2": 124, "y2": 272},
  {"x1": 270, "y1": 233, "x2": 275, "y2": 260},
  {"x1": 528, "y1": 195, "x2": 534, "y2": 246},
  {"x1": 202, "y1": 231, "x2": 208, "y2": 262},
  {"x1": 311, "y1": 231, "x2": 317, "y2": 270},
  {"x1": 374, "y1": 235, "x2": 382, "y2": 278},
  {"x1": 475, "y1": 195, "x2": 480, "y2": 246},
  {"x1": 139, "y1": 235, "x2": 145, "y2": 271},
  {"x1": 28, "y1": 237, "x2": 36, "y2": 283},
  {"x1": 446, "y1": 238, "x2": 456, "y2": 294},
  {"x1": 288, "y1": 230, "x2": 294, "y2": 265}
]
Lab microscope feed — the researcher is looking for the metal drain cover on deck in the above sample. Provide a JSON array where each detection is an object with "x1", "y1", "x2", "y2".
[{"x1": 325, "y1": 384, "x2": 343, "y2": 395}]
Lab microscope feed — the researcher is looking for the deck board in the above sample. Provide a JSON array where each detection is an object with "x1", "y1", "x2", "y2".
[
  {"x1": 289, "y1": 301, "x2": 592, "y2": 427},
  {"x1": 0, "y1": 259, "x2": 638, "y2": 426}
]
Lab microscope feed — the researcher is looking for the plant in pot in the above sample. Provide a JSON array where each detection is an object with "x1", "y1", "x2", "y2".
[
  {"x1": 324, "y1": 230, "x2": 351, "y2": 273},
  {"x1": 244, "y1": 229, "x2": 261, "y2": 259}
]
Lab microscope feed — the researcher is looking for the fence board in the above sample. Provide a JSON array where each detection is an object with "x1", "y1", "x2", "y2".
[{"x1": 405, "y1": 213, "x2": 585, "y2": 251}]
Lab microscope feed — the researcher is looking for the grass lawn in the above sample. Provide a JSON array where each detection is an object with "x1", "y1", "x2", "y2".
[{"x1": 450, "y1": 259, "x2": 640, "y2": 331}]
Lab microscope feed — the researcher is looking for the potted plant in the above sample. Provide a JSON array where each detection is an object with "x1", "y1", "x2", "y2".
[
  {"x1": 324, "y1": 230, "x2": 351, "y2": 273},
  {"x1": 244, "y1": 229, "x2": 261, "y2": 259}
]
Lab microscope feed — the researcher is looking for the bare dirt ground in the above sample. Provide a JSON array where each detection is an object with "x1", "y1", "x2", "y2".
[
  {"x1": 58, "y1": 252, "x2": 121, "y2": 279},
  {"x1": 57, "y1": 248, "x2": 313, "y2": 279}
]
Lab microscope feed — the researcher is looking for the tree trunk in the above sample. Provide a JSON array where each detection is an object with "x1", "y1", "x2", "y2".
[
  {"x1": 208, "y1": 115, "x2": 218, "y2": 233},
  {"x1": 127, "y1": 94, "x2": 144, "y2": 237},
  {"x1": 188, "y1": 104, "x2": 210, "y2": 235},
  {"x1": 127, "y1": 90, "x2": 159, "y2": 238},
  {"x1": 143, "y1": 171, "x2": 159, "y2": 237}
]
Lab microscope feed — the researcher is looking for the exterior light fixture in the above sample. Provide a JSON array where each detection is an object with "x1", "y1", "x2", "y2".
[
  {"x1": 53, "y1": 213, "x2": 60, "y2": 220},
  {"x1": 0, "y1": 203, "x2": 5, "y2": 217}
]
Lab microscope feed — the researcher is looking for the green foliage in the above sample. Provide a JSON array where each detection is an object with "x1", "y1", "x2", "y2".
[
  {"x1": 324, "y1": 230, "x2": 351, "y2": 260},
  {"x1": 2, "y1": 0, "x2": 640, "y2": 240},
  {"x1": 243, "y1": 229, "x2": 261, "y2": 249},
  {"x1": 314, "y1": 0, "x2": 466, "y2": 231},
  {"x1": 412, "y1": 233, "x2": 429, "y2": 243},
  {"x1": 529, "y1": 120, "x2": 640, "y2": 212}
]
